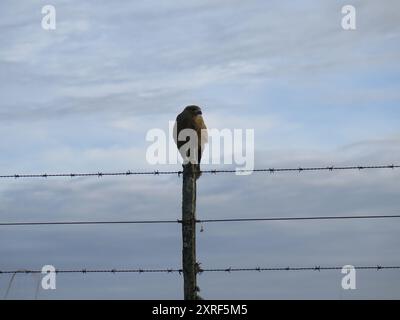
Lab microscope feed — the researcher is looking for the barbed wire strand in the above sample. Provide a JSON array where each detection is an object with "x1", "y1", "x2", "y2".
[
  {"x1": 0, "y1": 164, "x2": 398, "y2": 179},
  {"x1": 197, "y1": 214, "x2": 400, "y2": 223},
  {"x1": 1, "y1": 265, "x2": 399, "y2": 275},
  {"x1": 0, "y1": 220, "x2": 180, "y2": 226},
  {"x1": 1, "y1": 214, "x2": 400, "y2": 226}
]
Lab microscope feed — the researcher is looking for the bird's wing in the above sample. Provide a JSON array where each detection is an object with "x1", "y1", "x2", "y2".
[{"x1": 193, "y1": 115, "x2": 208, "y2": 145}]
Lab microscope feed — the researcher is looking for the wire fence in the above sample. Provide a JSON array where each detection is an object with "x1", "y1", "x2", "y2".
[
  {"x1": 1, "y1": 265, "x2": 399, "y2": 275},
  {"x1": 0, "y1": 164, "x2": 398, "y2": 179},
  {"x1": 1, "y1": 163, "x2": 399, "y2": 297},
  {"x1": 1, "y1": 214, "x2": 400, "y2": 226}
]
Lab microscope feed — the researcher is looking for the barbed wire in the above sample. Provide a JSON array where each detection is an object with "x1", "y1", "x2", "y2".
[
  {"x1": 199, "y1": 266, "x2": 400, "y2": 273},
  {"x1": 1, "y1": 265, "x2": 399, "y2": 275},
  {"x1": 0, "y1": 268, "x2": 182, "y2": 274},
  {"x1": 0, "y1": 164, "x2": 398, "y2": 179},
  {"x1": 196, "y1": 214, "x2": 400, "y2": 223},
  {"x1": 1, "y1": 214, "x2": 400, "y2": 226},
  {"x1": 0, "y1": 219, "x2": 180, "y2": 226}
]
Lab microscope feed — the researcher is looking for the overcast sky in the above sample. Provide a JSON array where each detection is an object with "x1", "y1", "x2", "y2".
[{"x1": 0, "y1": 0, "x2": 399, "y2": 299}]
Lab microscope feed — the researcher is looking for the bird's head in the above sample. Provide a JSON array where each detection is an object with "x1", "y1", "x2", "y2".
[{"x1": 184, "y1": 105, "x2": 202, "y2": 116}]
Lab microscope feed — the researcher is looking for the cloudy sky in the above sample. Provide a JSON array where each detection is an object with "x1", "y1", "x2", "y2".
[{"x1": 0, "y1": 0, "x2": 399, "y2": 299}]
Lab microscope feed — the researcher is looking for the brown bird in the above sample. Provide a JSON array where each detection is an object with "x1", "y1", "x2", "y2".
[{"x1": 173, "y1": 105, "x2": 208, "y2": 177}]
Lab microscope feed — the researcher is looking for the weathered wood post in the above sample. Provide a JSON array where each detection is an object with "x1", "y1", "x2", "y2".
[{"x1": 181, "y1": 163, "x2": 197, "y2": 300}]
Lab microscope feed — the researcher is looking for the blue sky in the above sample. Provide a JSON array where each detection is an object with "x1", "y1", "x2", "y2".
[{"x1": 0, "y1": 0, "x2": 399, "y2": 299}]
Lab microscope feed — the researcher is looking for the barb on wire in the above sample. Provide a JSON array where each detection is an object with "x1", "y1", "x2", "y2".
[
  {"x1": 1, "y1": 214, "x2": 399, "y2": 227},
  {"x1": 1, "y1": 265, "x2": 399, "y2": 275},
  {"x1": 0, "y1": 164, "x2": 398, "y2": 179}
]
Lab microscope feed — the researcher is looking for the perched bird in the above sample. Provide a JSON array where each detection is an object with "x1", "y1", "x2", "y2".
[{"x1": 173, "y1": 105, "x2": 208, "y2": 177}]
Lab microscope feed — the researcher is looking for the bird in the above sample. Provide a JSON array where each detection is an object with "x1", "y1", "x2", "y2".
[{"x1": 173, "y1": 105, "x2": 208, "y2": 178}]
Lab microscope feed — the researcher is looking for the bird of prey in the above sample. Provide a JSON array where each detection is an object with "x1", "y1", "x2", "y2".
[{"x1": 173, "y1": 105, "x2": 208, "y2": 178}]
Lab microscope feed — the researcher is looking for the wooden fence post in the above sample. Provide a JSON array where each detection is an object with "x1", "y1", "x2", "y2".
[{"x1": 181, "y1": 163, "x2": 198, "y2": 300}]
